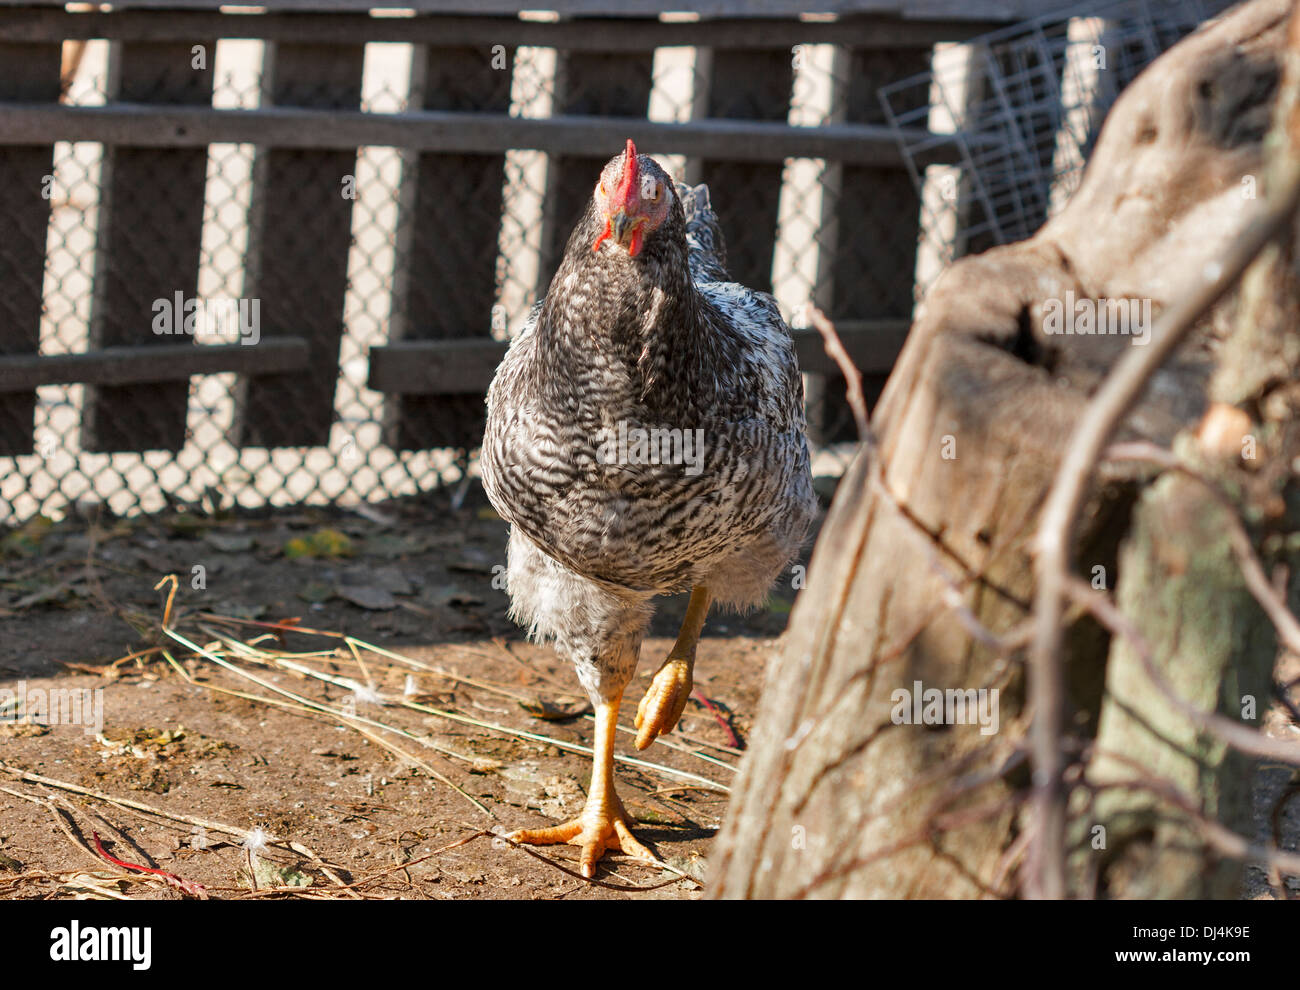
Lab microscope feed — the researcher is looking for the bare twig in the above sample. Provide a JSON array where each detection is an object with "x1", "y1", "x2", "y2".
[
  {"x1": 1065, "y1": 576, "x2": 1300, "y2": 764},
  {"x1": 0, "y1": 761, "x2": 352, "y2": 891},
  {"x1": 807, "y1": 305, "x2": 870, "y2": 441},
  {"x1": 1027, "y1": 159, "x2": 1300, "y2": 899},
  {"x1": 1084, "y1": 748, "x2": 1300, "y2": 879},
  {"x1": 1107, "y1": 440, "x2": 1300, "y2": 659}
]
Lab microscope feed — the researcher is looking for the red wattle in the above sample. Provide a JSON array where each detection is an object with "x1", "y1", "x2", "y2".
[{"x1": 592, "y1": 220, "x2": 612, "y2": 252}]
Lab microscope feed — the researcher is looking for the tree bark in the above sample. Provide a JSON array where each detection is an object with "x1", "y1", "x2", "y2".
[{"x1": 710, "y1": 0, "x2": 1299, "y2": 899}]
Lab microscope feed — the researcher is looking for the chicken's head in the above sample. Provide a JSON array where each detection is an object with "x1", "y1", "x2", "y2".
[{"x1": 592, "y1": 139, "x2": 673, "y2": 258}]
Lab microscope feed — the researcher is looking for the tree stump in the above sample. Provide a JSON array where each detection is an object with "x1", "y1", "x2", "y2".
[{"x1": 710, "y1": 0, "x2": 1298, "y2": 899}]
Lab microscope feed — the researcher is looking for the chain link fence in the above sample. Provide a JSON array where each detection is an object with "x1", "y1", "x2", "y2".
[{"x1": 0, "y1": 5, "x2": 1230, "y2": 524}]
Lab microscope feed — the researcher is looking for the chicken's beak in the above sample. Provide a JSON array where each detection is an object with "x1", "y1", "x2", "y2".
[
  {"x1": 610, "y1": 209, "x2": 646, "y2": 252},
  {"x1": 591, "y1": 138, "x2": 647, "y2": 256}
]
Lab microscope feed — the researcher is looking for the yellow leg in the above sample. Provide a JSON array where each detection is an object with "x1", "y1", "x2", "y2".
[
  {"x1": 634, "y1": 585, "x2": 712, "y2": 751},
  {"x1": 508, "y1": 690, "x2": 658, "y2": 877}
]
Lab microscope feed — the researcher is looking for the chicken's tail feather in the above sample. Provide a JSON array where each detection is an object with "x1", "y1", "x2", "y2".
[{"x1": 676, "y1": 182, "x2": 729, "y2": 283}]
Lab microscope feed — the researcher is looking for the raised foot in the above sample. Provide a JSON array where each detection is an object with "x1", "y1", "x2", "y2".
[
  {"x1": 634, "y1": 657, "x2": 693, "y2": 750},
  {"x1": 509, "y1": 803, "x2": 658, "y2": 878}
]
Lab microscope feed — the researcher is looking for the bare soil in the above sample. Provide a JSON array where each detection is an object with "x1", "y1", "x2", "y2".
[
  {"x1": 0, "y1": 488, "x2": 813, "y2": 900},
  {"x1": 0, "y1": 487, "x2": 1294, "y2": 899}
]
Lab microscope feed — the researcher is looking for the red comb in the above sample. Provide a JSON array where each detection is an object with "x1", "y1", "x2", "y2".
[
  {"x1": 592, "y1": 139, "x2": 640, "y2": 253},
  {"x1": 612, "y1": 139, "x2": 639, "y2": 208}
]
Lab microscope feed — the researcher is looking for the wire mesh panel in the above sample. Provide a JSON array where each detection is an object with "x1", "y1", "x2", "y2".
[{"x1": 880, "y1": 0, "x2": 1238, "y2": 299}]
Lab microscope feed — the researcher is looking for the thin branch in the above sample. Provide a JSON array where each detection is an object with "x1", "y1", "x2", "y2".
[
  {"x1": 1026, "y1": 157, "x2": 1300, "y2": 899},
  {"x1": 1065, "y1": 575, "x2": 1300, "y2": 764},
  {"x1": 1107, "y1": 440, "x2": 1300, "y2": 659},
  {"x1": 807, "y1": 304, "x2": 869, "y2": 441},
  {"x1": 1083, "y1": 749, "x2": 1300, "y2": 879}
]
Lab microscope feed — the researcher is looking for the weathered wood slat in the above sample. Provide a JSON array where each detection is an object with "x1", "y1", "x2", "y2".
[
  {"x1": 0, "y1": 10, "x2": 1010, "y2": 49},
  {"x1": 0, "y1": 103, "x2": 963, "y2": 167},
  {"x1": 698, "y1": 48, "x2": 795, "y2": 294},
  {"x1": 385, "y1": 42, "x2": 512, "y2": 452},
  {"x1": 0, "y1": 339, "x2": 309, "y2": 391},
  {"x1": 82, "y1": 40, "x2": 214, "y2": 453},
  {"x1": 814, "y1": 46, "x2": 932, "y2": 442},
  {"x1": 537, "y1": 41, "x2": 657, "y2": 291},
  {"x1": 0, "y1": 0, "x2": 1035, "y2": 21},
  {"x1": 367, "y1": 320, "x2": 909, "y2": 395},
  {"x1": 0, "y1": 40, "x2": 60, "y2": 455},
  {"x1": 234, "y1": 42, "x2": 365, "y2": 448}
]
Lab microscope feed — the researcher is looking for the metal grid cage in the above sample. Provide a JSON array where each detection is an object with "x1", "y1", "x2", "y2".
[{"x1": 881, "y1": 0, "x2": 1236, "y2": 299}]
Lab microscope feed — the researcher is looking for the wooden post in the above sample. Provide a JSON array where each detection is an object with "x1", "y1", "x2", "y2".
[
  {"x1": 695, "y1": 47, "x2": 793, "y2": 295},
  {"x1": 82, "y1": 39, "x2": 214, "y2": 452},
  {"x1": 384, "y1": 39, "x2": 512, "y2": 452},
  {"x1": 235, "y1": 39, "x2": 364, "y2": 448},
  {"x1": 810, "y1": 45, "x2": 931, "y2": 444},
  {"x1": 0, "y1": 41, "x2": 61, "y2": 456},
  {"x1": 536, "y1": 38, "x2": 656, "y2": 293}
]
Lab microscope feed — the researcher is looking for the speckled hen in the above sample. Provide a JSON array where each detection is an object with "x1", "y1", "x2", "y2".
[{"x1": 481, "y1": 140, "x2": 816, "y2": 875}]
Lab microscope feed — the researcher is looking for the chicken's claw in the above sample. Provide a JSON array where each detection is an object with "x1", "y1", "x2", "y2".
[
  {"x1": 634, "y1": 657, "x2": 693, "y2": 750},
  {"x1": 509, "y1": 795, "x2": 657, "y2": 878}
]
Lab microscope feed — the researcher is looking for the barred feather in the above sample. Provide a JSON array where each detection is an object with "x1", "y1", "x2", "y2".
[{"x1": 481, "y1": 152, "x2": 816, "y2": 703}]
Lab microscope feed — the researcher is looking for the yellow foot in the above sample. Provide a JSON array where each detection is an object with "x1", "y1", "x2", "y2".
[
  {"x1": 509, "y1": 799, "x2": 658, "y2": 878},
  {"x1": 634, "y1": 657, "x2": 693, "y2": 750}
]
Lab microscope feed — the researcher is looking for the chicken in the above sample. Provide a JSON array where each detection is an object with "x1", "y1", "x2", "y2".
[{"x1": 481, "y1": 140, "x2": 816, "y2": 876}]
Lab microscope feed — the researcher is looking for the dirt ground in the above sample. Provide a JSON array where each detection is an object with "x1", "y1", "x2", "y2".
[
  {"x1": 1, "y1": 484, "x2": 1296, "y2": 900},
  {"x1": 0, "y1": 485, "x2": 815, "y2": 900}
]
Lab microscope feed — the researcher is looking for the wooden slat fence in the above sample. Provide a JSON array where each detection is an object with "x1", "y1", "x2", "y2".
[{"x1": 0, "y1": 2, "x2": 1015, "y2": 520}]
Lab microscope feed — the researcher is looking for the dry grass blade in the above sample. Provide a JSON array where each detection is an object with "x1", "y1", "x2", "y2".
[
  {"x1": 163, "y1": 626, "x2": 493, "y2": 815},
  {"x1": 195, "y1": 617, "x2": 739, "y2": 779},
  {"x1": 346, "y1": 634, "x2": 739, "y2": 774},
  {"x1": 396, "y1": 696, "x2": 729, "y2": 793},
  {"x1": 0, "y1": 785, "x2": 102, "y2": 869},
  {"x1": 0, "y1": 760, "x2": 352, "y2": 891}
]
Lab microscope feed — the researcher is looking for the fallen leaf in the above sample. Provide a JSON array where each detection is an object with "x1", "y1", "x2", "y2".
[
  {"x1": 336, "y1": 585, "x2": 396, "y2": 611},
  {"x1": 360, "y1": 532, "x2": 427, "y2": 557},
  {"x1": 346, "y1": 566, "x2": 414, "y2": 596},
  {"x1": 518, "y1": 696, "x2": 592, "y2": 721},
  {"x1": 297, "y1": 581, "x2": 334, "y2": 604},
  {"x1": 205, "y1": 532, "x2": 255, "y2": 553},
  {"x1": 285, "y1": 529, "x2": 353, "y2": 559},
  {"x1": 220, "y1": 603, "x2": 266, "y2": 621},
  {"x1": 0, "y1": 722, "x2": 50, "y2": 738},
  {"x1": 664, "y1": 854, "x2": 708, "y2": 883},
  {"x1": 242, "y1": 855, "x2": 312, "y2": 890},
  {"x1": 1, "y1": 516, "x2": 54, "y2": 557}
]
